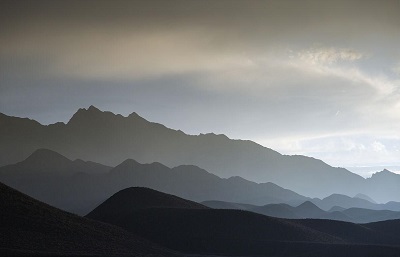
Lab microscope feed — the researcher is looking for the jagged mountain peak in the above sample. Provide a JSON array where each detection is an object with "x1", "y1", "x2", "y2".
[
  {"x1": 127, "y1": 111, "x2": 149, "y2": 122},
  {"x1": 380, "y1": 169, "x2": 392, "y2": 174},
  {"x1": 87, "y1": 105, "x2": 100, "y2": 112},
  {"x1": 67, "y1": 105, "x2": 127, "y2": 125},
  {"x1": 68, "y1": 105, "x2": 104, "y2": 123},
  {"x1": 128, "y1": 111, "x2": 140, "y2": 118},
  {"x1": 76, "y1": 105, "x2": 103, "y2": 115},
  {"x1": 370, "y1": 169, "x2": 398, "y2": 179},
  {"x1": 67, "y1": 106, "x2": 151, "y2": 128}
]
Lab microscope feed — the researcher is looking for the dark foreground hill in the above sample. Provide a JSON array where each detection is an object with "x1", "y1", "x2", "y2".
[
  {"x1": 0, "y1": 149, "x2": 307, "y2": 214},
  {"x1": 0, "y1": 182, "x2": 177, "y2": 257},
  {"x1": 2, "y1": 106, "x2": 395, "y2": 201},
  {"x1": 87, "y1": 187, "x2": 400, "y2": 257},
  {"x1": 88, "y1": 187, "x2": 208, "y2": 220}
]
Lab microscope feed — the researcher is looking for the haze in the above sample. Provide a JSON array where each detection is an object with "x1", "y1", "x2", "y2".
[{"x1": 1, "y1": 0, "x2": 399, "y2": 176}]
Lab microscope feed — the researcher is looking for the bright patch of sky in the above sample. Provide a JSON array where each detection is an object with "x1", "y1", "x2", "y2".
[{"x1": 1, "y1": 0, "x2": 399, "y2": 175}]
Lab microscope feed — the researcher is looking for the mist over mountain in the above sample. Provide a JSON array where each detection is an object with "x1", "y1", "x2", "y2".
[
  {"x1": 0, "y1": 149, "x2": 113, "y2": 214},
  {"x1": 313, "y1": 193, "x2": 400, "y2": 211},
  {"x1": 313, "y1": 194, "x2": 379, "y2": 211},
  {"x1": 1, "y1": 107, "x2": 400, "y2": 202},
  {"x1": 206, "y1": 200, "x2": 400, "y2": 224},
  {"x1": 365, "y1": 170, "x2": 400, "y2": 202},
  {"x1": 0, "y1": 149, "x2": 308, "y2": 214},
  {"x1": 5, "y1": 146, "x2": 396, "y2": 223}
]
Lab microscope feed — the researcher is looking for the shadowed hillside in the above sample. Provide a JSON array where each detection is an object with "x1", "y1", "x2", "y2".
[
  {"x1": 88, "y1": 187, "x2": 208, "y2": 220},
  {"x1": 0, "y1": 182, "x2": 177, "y2": 256},
  {"x1": 87, "y1": 187, "x2": 400, "y2": 256}
]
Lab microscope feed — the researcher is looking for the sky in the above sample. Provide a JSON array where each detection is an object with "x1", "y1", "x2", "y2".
[{"x1": 1, "y1": 0, "x2": 400, "y2": 177}]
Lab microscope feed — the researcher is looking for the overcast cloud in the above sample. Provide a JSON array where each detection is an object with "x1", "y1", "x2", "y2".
[{"x1": 1, "y1": 0, "x2": 399, "y2": 176}]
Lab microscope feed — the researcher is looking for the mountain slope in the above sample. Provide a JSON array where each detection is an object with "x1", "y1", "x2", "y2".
[
  {"x1": 87, "y1": 187, "x2": 340, "y2": 254},
  {"x1": 0, "y1": 181, "x2": 176, "y2": 256},
  {"x1": 87, "y1": 187, "x2": 400, "y2": 257},
  {"x1": 0, "y1": 107, "x2": 368, "y2": 199},
  {"x1": 0, "y1": 149, "x2": 308, "y2": 215},
  {"x1": 87, "y1": 187, "x2": 208, "y2": 221},
  {"x1": 0, "y1": 149, "x2": 112, "y2": 214}
]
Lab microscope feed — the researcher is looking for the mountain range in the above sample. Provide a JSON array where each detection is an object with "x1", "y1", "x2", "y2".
[
  {"x1": 0, "y1": 149, "x2": 308, "y2": 214},
  {"x1": 87, "y1": 186, "x2": 400, "y2": 257},
  {"x1": 1, "y1": 106, "x2": 400, "y2": 202},
  {"x1": 4, "y1": 181, "x2": 400, "y2": 256},
  {"x1": 203, "y1": 200, "x2": 400, "y2": 223}
]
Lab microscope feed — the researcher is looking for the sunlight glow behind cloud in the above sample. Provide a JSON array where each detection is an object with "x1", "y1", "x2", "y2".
[{"x1": 1, "y1": 0, "x2": 399, "y2": 173}]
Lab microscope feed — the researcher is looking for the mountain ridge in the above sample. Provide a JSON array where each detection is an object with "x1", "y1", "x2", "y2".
[
  {"x1": 1, "y1": 106, "x2": 399, "y2": 202},
  {"x1": 203, "y1": 199, "x2": 400, "y2": 223},
  {"x1": 0, "y1": 148, "x2": 309, "y2": 214}
]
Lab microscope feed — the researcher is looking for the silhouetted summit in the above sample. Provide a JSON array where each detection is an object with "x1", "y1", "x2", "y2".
[
  {"x1": 87, "y1": 187, "x2": 208, "y2": 221},
  {"x1": 295, "y1": 201, "x2": 326, "y2": 218},
  {"x1": 23, "y1": 148, "x2": 71, "y2": 169},
  {"x1": 114, "y1": 158, "x2": 142, "y2": 170}
]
